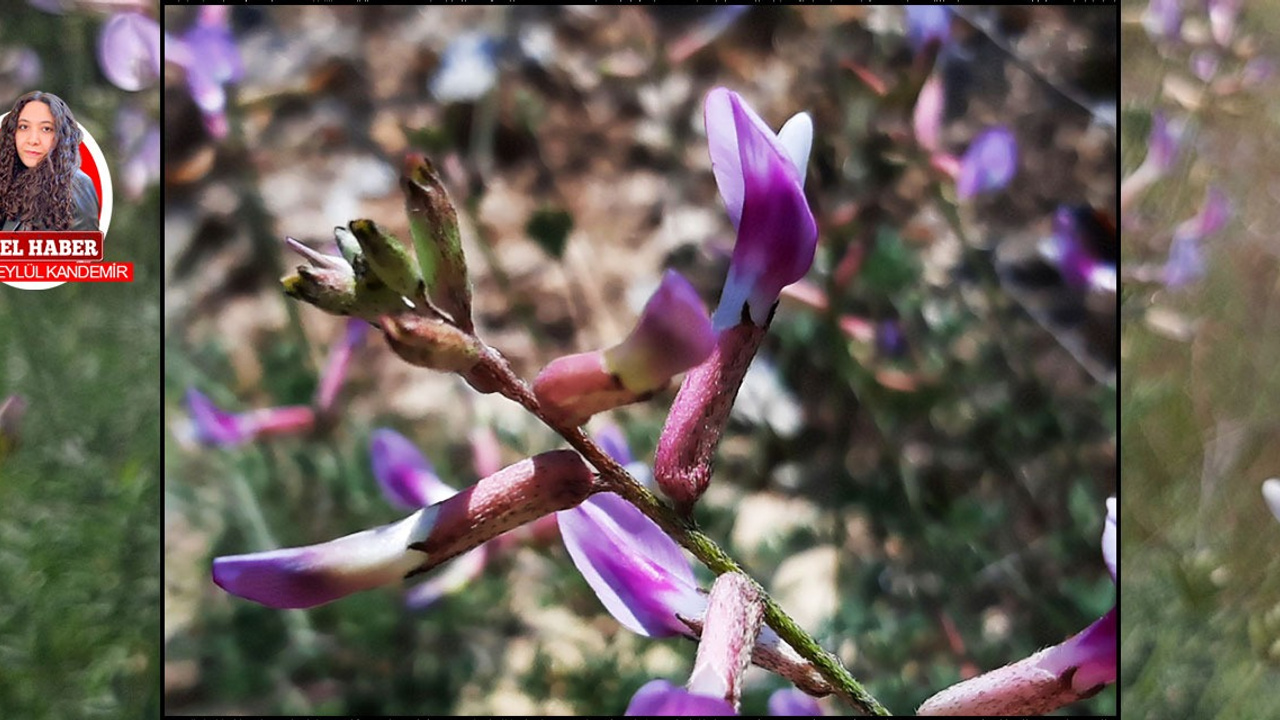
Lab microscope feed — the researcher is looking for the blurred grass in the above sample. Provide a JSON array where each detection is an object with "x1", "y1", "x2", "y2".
[
  {"x1": 1120, "y1": 0, "x2": 1280, "y2": 717},
  {"x1": 0, "y1": 170, "x2": 161, "y2": 717}
]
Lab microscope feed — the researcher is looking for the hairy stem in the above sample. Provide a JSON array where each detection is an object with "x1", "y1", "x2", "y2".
[{"x1": 472, "y1": 345, "x2": 890, "y2": 716}]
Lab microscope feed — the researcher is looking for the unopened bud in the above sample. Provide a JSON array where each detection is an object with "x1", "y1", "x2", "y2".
[
  {"x1": 402, "y1": 153, "x2": 473, "y2": 332},
  {"x1": 348, "y1": 219, "x2": 426, "y2": 300},
  {"x1": 283, "y1": 266, "x2": 357, "y2": 316},
  {"x1": 381, "y1": 312, "x2": 481, "y2": 373}
]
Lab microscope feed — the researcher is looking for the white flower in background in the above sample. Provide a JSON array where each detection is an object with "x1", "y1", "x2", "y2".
[{"x1": 1263, "y1": 478, "x2": 1280, "y2": 525}]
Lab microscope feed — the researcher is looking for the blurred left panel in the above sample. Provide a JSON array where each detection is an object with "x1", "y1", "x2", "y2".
[{"x1": 0, "y1": 1, "x2": 162, "y2": 718}]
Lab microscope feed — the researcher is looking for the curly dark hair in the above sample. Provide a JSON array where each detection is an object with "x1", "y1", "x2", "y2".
[{"x1": 0, "y1": 91, "x2": 84, "y2": 231}]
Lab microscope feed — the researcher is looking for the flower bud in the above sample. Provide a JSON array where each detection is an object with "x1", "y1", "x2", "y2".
[
  {"x1": 402, "y1": 154, "x2": 473, "y2": 332},
  {"x1": 380, "y1": 312, "x2": 482, "y2": 374},
  {"x1": 347, "y1": 219, "x2": 426, "y2": 301}
]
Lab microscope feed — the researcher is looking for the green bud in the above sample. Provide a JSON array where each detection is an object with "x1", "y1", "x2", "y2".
[
  {"x1": 402, "y1": 154, "x2": 473, "y2": 332},
  {"x1": 283, "y1": 266, "x2": 357, "y2": 316},
  {"x1": 348, "y1": 219, "x2": 426, "y2": 300},
  {"x1": 333, "y1": 225, "x2": 363, "y2": 266}
]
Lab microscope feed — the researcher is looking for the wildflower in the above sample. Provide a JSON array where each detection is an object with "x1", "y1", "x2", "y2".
[
  {"x1": 114, "y1": 104, "x2": 161, "y2": 200},
  {"x1": 1120, "y1": 112, "x2": 1185, "y2": 212},
  {"x1": 918, "y1": 497, "x2": 1117, "y2": 715},
  {"x1": 164, "y1": 6, "x2": 243, "y2": 138},
  {"x1": 1163, "y1": 186, "x2": 1230, "y2": 288},
  {"x1": 1209, "y1": 0, "x2": 1242, "y2": 47},
  {"x1": 905, "y1": 6, "x2": 952, "y2": 53},
  {"x1": 212, "y1": 450, "x2": 594, "y2": 609},
  {"x1": 769, "y1": 688, "x2": 823, "y2": 716},
  {"x1": 534, "y1": 270, "x2": 714, "y2": 426},
  {"x1": 625, "y1": 572, "x2": 762, "y2": 716},
  {"x1": 956, "y1": 126, "x2": 1017, "y2": 201},
  {"x1": 1041, "y1": 205, "x2": 1117, "y2": 293},
  {"x1": 98, "y1": 12, "x2": 161, "y2": 92},
  {"x1": 315, "y1": 319, "x2": 369, "y2": 413},
  {"x1": 1142, "y1": 0, "x2": 1183, "y2": 44},
  {"x1": 180, "y1": 388, "x2": 314, "y2": 448},
  {"x1": 704, "y1": 87, "x2": 816, "y2": 330},
  {"x1": 655, "y1": 88, "x2": 815, "y2": 513}
]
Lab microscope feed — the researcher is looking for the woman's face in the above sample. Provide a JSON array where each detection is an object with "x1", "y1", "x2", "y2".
[{"x1": 14, "y1": 101, "x2": 58, "y2": 169}]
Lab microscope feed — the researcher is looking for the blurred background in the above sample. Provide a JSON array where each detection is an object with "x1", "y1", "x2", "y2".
[
  {"x1": 164, "y1": 6, "x2": 1116, "y2": 715},
  {"x1": 1121, "y1": 0, "x2": 1280, "y2": 717},
  {"x1": 0, "y1": 1, "x2": 161, "y2": 718}
]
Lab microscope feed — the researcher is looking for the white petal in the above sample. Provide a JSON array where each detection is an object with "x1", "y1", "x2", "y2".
[
  {"x1": 777, "y1": 112, "x2": 813, "y2": 187},
  {"x1": 1263, "y1": 479, "x2": 1280, "y2": 524}
]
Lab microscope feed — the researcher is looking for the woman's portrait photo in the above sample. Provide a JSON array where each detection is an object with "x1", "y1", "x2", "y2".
[{"x1": 0, "y1": 90, "x2": 100, "y2": 232}]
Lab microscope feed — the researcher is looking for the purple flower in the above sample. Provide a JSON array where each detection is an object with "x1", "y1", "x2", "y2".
[
  {"x1": 905, "y1": 6, "x2": 952, "y2": 52},
  {"x1": 98, "y1": 12, "x2": 161, "y2": 92},
  {"x1": 705, "y1": 87, "x2": 816, "y2": 330},
  {"x1": 180, "y1": 388, "x2": 315, "y2": 448},
  {"x1": 956, "y1": 126, "x2": 1017, "y2": 200},
  {"x1": 1143, "y1": 0, "x2": 1183, "y2": 43},
  {"x1": 213, "y1": 510, "x2": 431, "y2": 609},
  {"x1": 369, "y1": 428, "x2": 456, "y2": 509},
  {"x1": 115, "y1": 104, "x2": 161, "y2": 199},
  {"x1": 1044, "y1": 206, "x2": 1117, "y2": 293},
  {"x1": 558, "y1": 491, "x2": 705, "y2": 637},
  {"x1": 165, "y1": 7, "x2": 243, "y2": 138},
  {"x1": 1163, "y1": 186, "x2": 1230, "y2": 288},
  {"x1": 315, "y1": 319, "x2": 369, "y2": 413},
  {"x1": 603, "y1": 270, "x2": 716, "y2": 393},
  {"x1": 918, "y1": 497, "x2": 1117, "y2": 715},
  {"x1": 913, "y1": 72, "x2": 945, "y2": 154},
  {"x1": 769, "y1": 688, "x2": 823, "y2": 716},
  {"x1": 214, "y1": 451, "x2": 595, "y2": 609},
  {"x1": 534, "y1": 271, "x2": 714, "y2": 424},
  {"x1": 1263, "y1": 479, "x2": 1280, "y2": 524},
  {"x1": 1209, "y1": 0, "x2": 1242, "y2": 47},
  {"x1": 1145, "y1": 112, "x2": 1184, "y2": 178},
  {"x1": 625, "y1": 679, "x2": 736, "y2": 717}
]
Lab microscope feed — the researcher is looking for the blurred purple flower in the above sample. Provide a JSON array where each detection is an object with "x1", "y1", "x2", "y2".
[
  {"x1": 1045, "y1": 206, "x2": 1117, "y2": 293},
  {"x1": 1191, "y1": 50, "x2": 1220, "y2": 82},
  {"x1": 1209, "y1": 0, "x2": 1242, "y2": 47},
  {"x1": 115, "y1": 104, "x2": 160, "y2": 199},
  {"x1": 875, "y1": 319, "x2": 907, "y2": 359},
  {"x1": 369, "y1": 428, "x2": 456, "y2": 510},
  {"x1": 603, "y1": 270, "x2": 716, "y2": 393},
  {"x1": 1, "y1": 47, "x2": 42, "y2": 89},
  {"x1": 956, "y1": 126, "x2": 1017, "y2": 200},
  {"x1": 919, "y1": 497, "x2": 1116, "y2": 715},
  {"x1": 165, "y1": 7, "x2": 243, "y2": 138},
  {"x1": 1242, "y1": 57, "x2": 1275, "y2": 88},
  {"x1": 98, "y1": 12, "x2": 161, "y2": 92},
  {"x1": 1263, "y1": 479, "x2": 1280, "y2": 524},
  {"x1": 1163, "y1": 186, "x2": 1230, "y2": 288},
  {"x1": 1121, "y1": 112, "x2": 1185, "y2": 211},
  {"x1": 705, "y1": 87, "x2": 816, "y2": 330},
  {"x1": 180, "y1": 388, "x2": 314, "y2": 448},
  {"x1": 625, "y1": 679, "x2": 736, "y2": 717},
  {"x1": 913, "y1": 72, "x2": 945, "y2": 154},
  {"x1": 315, "y1": 319, "x2": 369, "y2": 413},
  {"x1": 1143, "y1": 0, "x2": 1182, "y2": 43},
  {"x1": 906, "y1": 6, "x2": 952, "y2": 52},
  {"x1": 769, "y1": 688, "x2": 823, "y2": 716}
]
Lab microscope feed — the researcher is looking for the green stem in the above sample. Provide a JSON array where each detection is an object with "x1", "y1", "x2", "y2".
[{"x1": 472, "y1": 345, "x2": 891, "y2": 716}]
